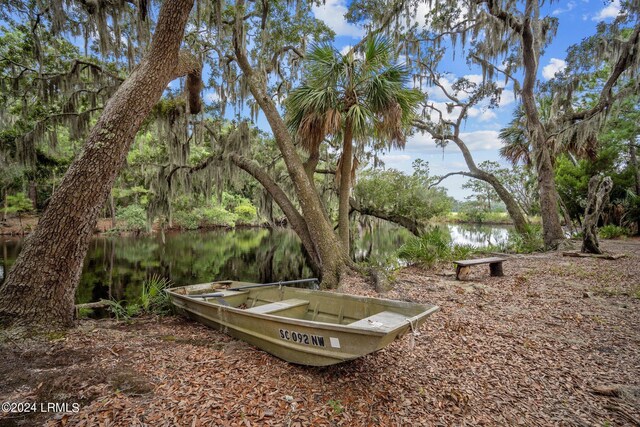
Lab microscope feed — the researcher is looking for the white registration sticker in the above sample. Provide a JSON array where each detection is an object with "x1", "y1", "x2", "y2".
[{"x1": 329, "y1": 337, "x2": 341, "y2": 348}]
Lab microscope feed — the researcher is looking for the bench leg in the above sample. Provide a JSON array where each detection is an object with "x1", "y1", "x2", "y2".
[
  {"x1": 456, "y1": 265, "x2": 471, "y2": 280},
  {"x1": 489, "y1": 262, "x2": 504, "y2": 277}
]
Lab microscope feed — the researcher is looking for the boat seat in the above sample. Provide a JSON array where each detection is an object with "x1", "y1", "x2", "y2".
[
  {"x1": 349, "y1": 311, "x2": 410, "y2": 332},
  {"x1": 245, "y1": 299, "x2": 309, "y2": 314}
]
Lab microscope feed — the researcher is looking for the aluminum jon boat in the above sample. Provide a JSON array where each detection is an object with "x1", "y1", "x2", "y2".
[{"x1": 167, "y1": 279, "x2": 439, "y2": 366}]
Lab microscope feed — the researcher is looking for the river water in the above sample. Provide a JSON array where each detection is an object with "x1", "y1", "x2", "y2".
[{"x1": 0, "y1": 223, "x2": 511, "y2": 305}]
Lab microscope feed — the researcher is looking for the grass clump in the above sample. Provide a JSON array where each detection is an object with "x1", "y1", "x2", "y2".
[
  {"x1": 486, "y1": 224, "x2": 544, "y2": 254},
  {"x1": 398, "y1": 227, "x2": 476, "y2": 267},
  {"x1": 598, "y1": 225, "x2": 629, "y2": 239},
  {"x1": 107, "y1": 275, "x2": 173, "y2": 320}
]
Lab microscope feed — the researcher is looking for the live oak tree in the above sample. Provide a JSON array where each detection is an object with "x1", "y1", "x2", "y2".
[
  {"x1": 411, "y1": 73, "x2": 530, "y2": 234},
  {"x1": 349, "y1": 0, "x2": 640, "y2": 248},
  {"x1": 352, "y1": 160, "x2": 453, "y2": 236},
  {"x1": 0, "y1": 0, "x2": 199, "y2": 328}
]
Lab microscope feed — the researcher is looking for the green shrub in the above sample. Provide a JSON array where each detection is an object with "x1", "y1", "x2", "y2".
[
  {"x1": 200, "y1": 206, "x2": 237, "y2": 227},
  {"x1": 4, "y1": 192, "x2": 33, "y2": 230},
  {"x1": 598, "y1": 225, "x2": 629, "y2": 239},
  {"x1": 458, "y1": 203, "x2": 487, "y2": 223},
  {"x1": 116, "y1": 205, "x2": 147, "y2": 231},
  {"x1": 234, "y1": 203, "x2": 257, "y2": 223},
  {"x1": 173, "y1": 209, "x2": 201, "y2": 229},
  {"x1": 398, "y1": 227, "x2": 476, "y2": 267}
]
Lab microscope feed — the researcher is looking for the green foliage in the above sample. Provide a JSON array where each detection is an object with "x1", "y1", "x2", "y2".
[
  {"x1": 108, "y1": 275, "x2": 173, "y2": 320},
  {"x1": 354, "y1": 161, "x2": 453, "y2": 223},
  {"x1": 200, "y1": 206, "x2": 238, "y2": 227},
  {"x1": 234, "y1": 204, "x2": 257, "y2": 223},
  {"x1": 116, "y1": 204, "x2": 147, "y2": 231},
  {"x1": 327, "y1": 399, "x2": 344, "y2": 415},
  {"x1": 458, "y1": 201, "x2": 487, "y2": 224},
  {"x1": 598, "y1": 225, "x2": 629, "y2": 239},
  {"x1": 487, "y1": 225, "x2": 544, "y2": 254},
  {"x1": 106, "y1": 299, "x2": 130, "y2": 321},
  {"x1": 171, "y1": 192, "x2": 258, "y2": 229},
  {"x1": 140, "y1": 275, "x2": 173, "y2": 315},
  {"x1": 287, "y1": 35, "x2": 422, "y2": 154},
  {"x1": 4, "y1": 192, "x2": 33, "y2": 217},
  {"x1": 76, "y1": 307, "x2": 94, "y2": 319},
  {"x1": 397, "y1": 227, "x2": 476, "y2": 267},
  {"x1": 171, "y1": 210, "x2": 198, "y2": 230},
  {"x1": 174, "y1": 205, "x2": 239, "y2": 229}
]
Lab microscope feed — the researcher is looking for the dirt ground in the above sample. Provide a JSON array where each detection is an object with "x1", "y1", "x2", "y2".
[{"x1": 0, "y1": 239, "x2": 639, "y2": 426}]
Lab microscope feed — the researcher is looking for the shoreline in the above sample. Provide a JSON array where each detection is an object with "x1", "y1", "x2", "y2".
[{"x1": 0, "y1": 215, "x2": 268, "y2": 237}]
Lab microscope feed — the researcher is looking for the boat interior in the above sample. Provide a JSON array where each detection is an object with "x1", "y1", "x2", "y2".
[{"x1": 171, "y1": 283, "x2": 430, "y2": 330}]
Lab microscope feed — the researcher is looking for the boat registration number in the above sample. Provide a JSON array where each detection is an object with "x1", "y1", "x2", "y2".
[{"x1": 279, "y1": 329, "x2": 325, "y2": 347}]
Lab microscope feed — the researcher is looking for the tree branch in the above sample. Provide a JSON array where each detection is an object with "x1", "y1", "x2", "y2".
[
  {"x1": 428, "y1": 171, "x2": 478, "y2": 188},
  {"x1": 567, "y1": 24, "x2": 640, "y2": 122}
]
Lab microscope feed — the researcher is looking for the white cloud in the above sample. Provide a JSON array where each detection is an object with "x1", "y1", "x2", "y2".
[
  {"x1": 312, "y1": 0, "x2": 365, "y2": 38},
  {"x1": 463, "y1": 74, "x2": 484, "y2": 85},
  {"x1": 340, "y1": 45, "x2": 352, "y2": 56},
  {"x1": 204, "y1": 91, "x2": 220, "y2": 103},
  {"x1": 552, "y1": 1, "x2": 576, "y2": 15},
  {"x1": 542, "y1": 58, "x2": 567, "y2": 80},
  {"x1": 407, "y1": 129, "x2": 502, "y2": 152},
  {"x1": 592, "y1": 0, "x2": 621, "y2": 20},
  {"x1": 498, "y1": 89, "x2": 515, "y2": 107},
  {"x1": 469, "y1": 109, "x2": 497, "y2": 122},
  {"x1": 459, "y1": 130, "x2": 502, "y2": 151}
]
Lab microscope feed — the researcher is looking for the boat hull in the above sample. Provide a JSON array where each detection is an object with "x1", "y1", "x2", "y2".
[{"x1": 168, "y1": 282, "x2": 438, "y2": 366}]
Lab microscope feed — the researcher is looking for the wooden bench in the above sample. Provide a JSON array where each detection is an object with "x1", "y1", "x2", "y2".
[
  {"x1": 245, "y1": 299, "x2": 309, "y2": 314},
  {"x1": 348, "y1": 311, "x2": 410, "y2": 332},
  {"x1": 453, "y1": 257, "x2": 507, "y2": 280}
]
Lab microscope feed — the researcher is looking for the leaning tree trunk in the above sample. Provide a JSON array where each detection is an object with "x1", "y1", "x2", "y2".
[
  {"x1": 0, "y1": 0, "x2": 195, "y2": 329},
  {"x1": 232, "y1": 0, "x2": 349, "y2": 288},
  {"x1": 349, "y1": 197, "x2": 424, "y2": 236},
  {"x1": 228, "y1": 152, "x2": 321, "y2": 273},
  {"x1": 450, "y1": 136, "x2": 529, "y2": 235},
  {"x1": 337, "y1": 120, "x2": 354, "y2": 252},
  {"x1": 582, "y1": 175, "x2": 613, "y2": 254}
]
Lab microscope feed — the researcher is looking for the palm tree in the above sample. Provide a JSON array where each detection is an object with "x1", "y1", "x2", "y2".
[
  {"x1": 286, "y1": 36, "x2": 422, "y2": 251},
  {"x1": 500, "y1": 100, "x2": 597, "y2": 169}
]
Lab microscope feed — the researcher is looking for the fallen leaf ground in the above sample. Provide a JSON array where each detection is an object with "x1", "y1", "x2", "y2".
[{"x1": 1, "y1": 239, "x2": 639, "y2": 426}]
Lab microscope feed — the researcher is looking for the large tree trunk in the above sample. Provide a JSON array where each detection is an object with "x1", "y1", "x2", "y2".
[
  {"x1": 0, "y1": 0, "x2": 195, "y2": 329},
  {"x1": 337, "y1": 121, "x2": 354, "y2": 252},
  {"x1": 534, "y1": 146, "x2": 565, "y2": 248},
  {"x1": 582, "y1": 175, "x2": 613, "y2": 254},
  {"x1": 520, "y1": 16, "x2": 564, "y2": 249},
  {"x1": 232, "y1": 1, "x2": 348, "y2": 288}
]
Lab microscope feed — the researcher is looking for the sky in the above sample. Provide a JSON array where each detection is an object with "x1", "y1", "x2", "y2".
[{"x1": 306, "y1": 0, "x2": 625, "y2": 201}]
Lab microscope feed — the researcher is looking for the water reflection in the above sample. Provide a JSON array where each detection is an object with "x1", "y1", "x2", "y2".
[
  {"x1": 447, "y1": 224, "x2": 511, "y2": 247},
  {"x1": 0, "y1": 223, "x2": 511, "y2": 305}
]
